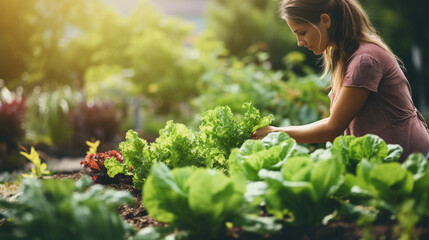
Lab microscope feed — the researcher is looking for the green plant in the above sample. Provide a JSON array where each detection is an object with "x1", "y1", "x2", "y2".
[
  {"x1": 402, "y1": 153, "x2": 429, "y2": 219},
  {"x1": 331, "y1": 134, "x2": 403, "y2": 174},
  {"x1": 0, "y1": 175, "x2": 135, "y2": 240},
  {"x1": 143, "y1": 163, "x2": 246, "y2": 239},
  {"x1": 228, "y1": 132, "x2": 306, "y2": 181},
  {"x1": 333, "y1": 139, "x2": 429, "y2": 224},
  {"x1": 23, "y1": 86, "x2": 82, "y2": 146},
  {"x1": 20, "y1": 146, "x2": 50, "y2": 179},
  {"x1": 139, "y1": 163, "x2": 281, "y2": 240},
  {"x1": 149, "y1": 120, "x2": 205, "y2": 168},
  {"x1": 206, "y1": 0, "x2": 298, "y2": 69},
  {"x1": 197, "y1": 102, "x2": 274, "y2": 168},
  {"x1": 109, "y1": 130, "x2": 153, "y2": 190},
  {"x1": 259, "y1": 147, "x2": 344, "y2": 226},
  {"x1": 105, "y1": 103, "x2": 274, "y2": 189}
]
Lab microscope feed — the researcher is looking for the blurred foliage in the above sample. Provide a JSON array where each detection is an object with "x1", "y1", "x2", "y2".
[
  {"x1": 206, "y1": 0, "x2": 310, "y2": 70},
  {"x1": 82, "y1": 0, "x2": 205, "y2": 115},
  {"x1": 0, "y1": 176, "x2": 135, "y2": 240},
  {"x1": 68, "y1": 101, "x2": 121, "y2": 155},
  {"x1": 23, "y1": 86, "x2": 83, "y2": 146},
  {"x1": 23, "y1": 87, "x2": 121, "y2": 157},
  {"x1": 20, "y1": 146, "x2": 51, "y2": 179},
  {"x1": 0, "y1": 0, "x2": 206, "y2": 116},
  {"x1": 0, "y1": 0, "x2": 99, "y2": 89},
  {"x1": 192, "y1": 51, "x2": 330, "y2": 128},
  {"x1": 0, "y1": 84, "x2": 27, "y2": 171}
]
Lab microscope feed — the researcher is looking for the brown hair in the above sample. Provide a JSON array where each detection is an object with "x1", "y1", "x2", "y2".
[{"x1": 279, "y1": 0, "x2": 401, "y2": 93}]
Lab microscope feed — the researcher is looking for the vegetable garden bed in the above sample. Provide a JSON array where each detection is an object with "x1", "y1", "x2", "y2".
[
  {"x1": 41, "y1": 170, "x2": 429, "y2": 240},
  {"x1": 2, "y1": 103, "x2": 429, "y2": 240}
]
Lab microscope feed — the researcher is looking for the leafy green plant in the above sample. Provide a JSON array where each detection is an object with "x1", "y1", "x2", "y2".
[
  {"x1": 105, "y1": 103, "x2": 274, "y2": 189},
  {"x1": 206, "y1": 0, "x2": 298, "y2": 69},
  {"x1": 20, "y1": 146, "x2": 50, "y2": 178},
  {"x1": 0, "y1": 175, "x2": 135, "y2": 240},
  {"x1": 140, "y1": 163, "x2": 280, "y2": 239},
  {"x1": 259, "y1": 147, "x2": 345, "y2": 226},
  {"x1": 105, "y1": 130, "x2": 153, "y2": 190},
  {"x1": 399, "y1": 153, "x2": 429, "y2": 219},
  {"x1": 197, "y1": 102, "x2": 274, "y2": 168},
  {"x1": 331, "y1": 134, "x2": 403, "y2": 174},
  {"x1": 23, "y1": 86, "x2": 83, "y2": 146},
  {"x1": 142, "y1": 163, "x2": 246, "y2": 239},
  {"x1": 150, "y1": 120, "x2": 205, "y2": 168},
  {"x1": 228, "y1": 132, "x2": 305, "y2": 181},
  {"x1": 335, "y1": 143, "x2": 428, "y2": 225}
]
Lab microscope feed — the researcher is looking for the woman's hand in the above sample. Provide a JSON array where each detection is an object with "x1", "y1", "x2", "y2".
[{"x1": 251, "y1": 126, "x2": 279, "y2": 140}]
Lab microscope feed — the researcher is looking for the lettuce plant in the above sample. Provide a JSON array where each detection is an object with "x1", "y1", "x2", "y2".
[
  {"x1": 149, "y1": 121, "x2": 205, "y2": 168},
  {"x1": 331, "y1": 134, "x2": 403, "y2": 174},
  {"x1": 105, "y1": 102, "x2": 273, "y2": 189},
  {"x1": 142, "y1": 163, "x2": 246, "y2": 239},
  {"x1": 228, "y1": 132, "x2": 303, "y2": 181},
  {"x1": 404, "y1": 154, "x2": 429, "y2": 218},
  {"x1": 110, "y1": 130, "x2": 153, "y2": 190},
  {"x1": 140, "y1": 163, "x2": 280, "y2": 239},
  {"x1": 259, "y1": 147, "x2": 344, "y2": 226},
  {"x1": 344, "y1": 153, "x2": 429, "y2": 213},
  {"x1": 0, "y1": 176, "x2": 135, "y2": 240},
  {"x1": 198, "y1": 102, "x2": 274, "y2": 168}
]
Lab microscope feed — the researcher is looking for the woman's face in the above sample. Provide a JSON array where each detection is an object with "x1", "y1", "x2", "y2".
[{"x1": 286, "y1": 14, "x2": 332, "y2": 55}]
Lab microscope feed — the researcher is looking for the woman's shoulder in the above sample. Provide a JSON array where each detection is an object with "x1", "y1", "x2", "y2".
[{"x1": 348, "y1": 42, "x2": 395, "y2": 65}]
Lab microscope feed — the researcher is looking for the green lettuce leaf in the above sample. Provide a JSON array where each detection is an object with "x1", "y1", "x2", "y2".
[
  {"x1": 228, "y1": 132, "x2": 299, "y2": 181},
  {"x1": 143, "y1": 163, "x2": 248, "y2": 239},
  {"x1": 118, "y1": 129, "x2": 152, "y2": 189},
  {"x1": 333, "y1": 134, "x2": 389, "y2": 174},
  {"x1": 150, "y1": 120, "x2": 204, "y2": 168},
  {"x1": 104, "y1": 157, "x2": 129, "y2": 178},
  {"x1": 259, "y1": 150, "x2": 344, "y2": 226}
]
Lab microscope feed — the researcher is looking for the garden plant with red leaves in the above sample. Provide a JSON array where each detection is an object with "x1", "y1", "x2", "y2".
[
  {"x1": 80, "y1": 150, "x2": 123, "y2": 182},
  {"x1": 0, "y1": 87, "x2": 27, "y2": 171}
]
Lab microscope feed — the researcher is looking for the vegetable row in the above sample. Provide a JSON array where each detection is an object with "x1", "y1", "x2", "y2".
[{"x1": 2, "y1": 102, "x2": 428, "y2": 240}]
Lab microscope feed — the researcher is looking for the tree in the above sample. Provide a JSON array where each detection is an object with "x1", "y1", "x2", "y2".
[{"x1": 0, "y1": 0, "x2": 100, "y2": 90}]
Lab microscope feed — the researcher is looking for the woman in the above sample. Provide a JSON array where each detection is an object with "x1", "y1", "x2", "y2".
[{"x1": 252, "y1": 0, "x2": 429, "y2": 161}]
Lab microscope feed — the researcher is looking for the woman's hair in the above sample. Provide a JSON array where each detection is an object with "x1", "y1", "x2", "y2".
[{"x1": 279, "y1": 0, "x2": 401, "y2": 93}]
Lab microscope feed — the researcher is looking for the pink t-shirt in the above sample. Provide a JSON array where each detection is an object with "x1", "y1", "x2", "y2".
[{"x1": 330, "y1": 42, "x2": 429, "y2": 162}]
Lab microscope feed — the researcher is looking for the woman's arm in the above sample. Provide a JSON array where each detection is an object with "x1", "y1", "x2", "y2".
[{"x1": 252, "y1": 86, "x2": 371, "y2": 143}]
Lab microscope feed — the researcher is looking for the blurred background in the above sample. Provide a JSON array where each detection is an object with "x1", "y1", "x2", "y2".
[{"x1": 1, "y1": 0, "x2": 428, "y2": 172}]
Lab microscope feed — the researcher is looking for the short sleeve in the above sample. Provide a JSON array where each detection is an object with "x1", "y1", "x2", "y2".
[{"x1": 343, "y1": 55, "x2": 383, "y2": 93}]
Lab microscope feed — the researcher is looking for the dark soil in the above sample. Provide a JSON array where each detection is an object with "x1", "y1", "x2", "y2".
[{"x1": 51, "y1": 170, "x2": 429, "y2": 240}]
